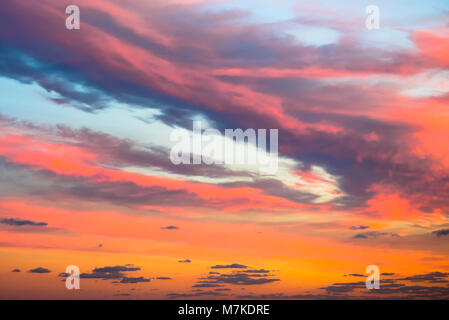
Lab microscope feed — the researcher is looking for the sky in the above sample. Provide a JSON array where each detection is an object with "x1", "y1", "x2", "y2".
[{"x1": 0, "y1": 0, "x2": 449, "y2": 299}]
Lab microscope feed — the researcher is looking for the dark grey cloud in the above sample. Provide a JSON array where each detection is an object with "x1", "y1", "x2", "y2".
[
  {"x1": 1, "y1": 218, "x2": 47, "y2": 227},
  {"x1": 93, "y1": 266, "x2": 141, "y2": 273},
  {"x1": 350, "y1": 225, "x2": 370, "y2": 230},
  {"x1": 11, "y1": 269, "x2": 21, "y2": 272},
  {"x1": 236, "y1": 293, "x2": 335, "y2": 299},
  {"x1": 192, "y1": 283, "x2": 223, "y2": 288},
  {"x1": 80, "y1": 272, "x2": 123, "y2": 280},
  {"x1": 178, "y1": 259, "x2": 191, "y2": 263},
  {"x1": 154, "y1": 277, "x2": 172, "y2": 280},
  {"x1": 167, "y1": 291, "x2": 227, "y2": 298},
  {"x1": 161, "y1": 226, "x2": 179, "y2": 230},
  {"x1": 397, "y1": 272, "x2": 449, "y2": 283},
  {"x1": 321, "y1": 271, "x2": 449, "y2": 299},
  {"x1": 381, "y1": 273, "x2": 396, "y2": 276},
  {"x1": 321, "y1": 281, "x2": 365, "y2": 293},
  {"x1": 242, "y1": 269, "x2": 270, "y2": 273},
  {"x1": 196, "y1": 270, "x2": 280, "y2": 286},
  {"x1": 353, "y1": 231, "x2": 400, "y2": 240},
  {"x1": 58, "y1": 272, "x2": 70, "y2": 277},
  {"x1": 432, "y1": 229, "x2": 449, "y2": 237},
  {"x1": 211, "y1": 264, "x2": 248, "y2": 269},
  {"x1": 79, "y1": 265, "x2": 141, "y2": 281},
  {"x1": 120, "y1": 276, "x2": 150, "y2": 284},
  {"x1": 28, "y1": 267, "x2": 51, "y2": 274}
]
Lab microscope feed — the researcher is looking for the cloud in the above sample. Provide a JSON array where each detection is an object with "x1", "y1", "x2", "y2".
[
  {"x1": 79, "y1": 265, "x2": 141, "y2": 280},
  {"x1": 154, "y1": 277, "x2": 172, "y2": 280},
  {"x1": 0, "y1": 217, "x2": 47, "y2": 227},
  {"x1": 432, "y1": 229, "x2": 449, "y2": 237},
  {"x1": 353, "y1": 231, "x2": 400, "y2": 240},
  {"x1": 167, "y1": 291, "x2": 227, "y2": 298},
  {"x1": 192, "y1": 283, "x2": 223, "y2": 288},
  {"x1": 120, "y1": 276, "x2": 150, "y2": 284},
  {"x1": 195, "y1": 267, "x2": 280, "y2": 286},
  {"x1": 28, "y1": 267, "x2": 51, "y2": 274},
  {"x1": 93, "y1": 266, "x2": 141, "y2": 273},
  {"x1": 397, "y1": 272, "x2": 449, "y2": 283},
  {"x1": 350, "y1": 225, "x2": 370, "y2": 230},
  {"x1": 321, "y1": 281, "x2": 365, "y2": 293},
  {"x1": 58, "y1": 272, "x2": 70, "y2": 277},
  {"x1": 236, "y1": 293, "x2": 334, "y2": 299},
  {"x1": 160, "y1": 225, "x2": 179, "y2": 230},
  {"x1": 211, "y1": 264, "x2": 248, "y2": 269},
  {"x1": 11, "y1": 269, "x2": 21, "y2": 272},
  {"x1": 320, "y1": 271, "x2": 449, "y2": 299},
  {"x1": 1, "y1": 0, "x2": 448, "y2": 219},
  {"x1": 242, "y1": 269, "x2": 270, "y2": 273},
  {"x1": 178, "y1": 259, "x2": 191, "y2": 263}
]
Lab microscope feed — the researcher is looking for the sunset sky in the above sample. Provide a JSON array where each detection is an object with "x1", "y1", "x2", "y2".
[{"x1": 1, "y1": 0, "x2": 449, "y2": 299}]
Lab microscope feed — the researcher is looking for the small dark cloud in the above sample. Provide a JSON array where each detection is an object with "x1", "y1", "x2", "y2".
[
  {"x1": 81, "y1": 272, "x2": 122, "y2": 280},
  {"x1": 1, "y1": 217, "x2": 47, "y2": 227},
  {"x1": 192, "y1": 283, "x2": 223, "y2": 288},
  {"x1": 161, "y1": 225, "x2": 179, "y2": 230},
  {"x1": 197, "y1": 270, "x2": 279, "y2": 286},
  {"x1": 321, "y1": 281, "x2": 365, "y2": 293},
  {"x1": 178, "y1": 259, "x2": 191, "y2": 263},
  {"x1": 11, "y1": 269, "x2": 21, "y2": 272},
  {"x1": 344, "y1": 273, "x2": 365, "y2": 277},
  {"x1": 397, "y1": 272, "x2": 449, "y2": 282},
  {"x1": 93, "y1": 266, "x2": 140, "y2": 273},
  {"x1": 28, "y1": 267, "x2": 51, "y2": 274},
  {"x1": 98, "y1": 244, "x2": 103, "y2": 248},
  {"x1": 236, "y1": 293, "x2": 333, "y2": 299},
  {"x1": 381, "y1": 273, "x2": 396, "y2": 276},
  {"x1": 120, "y1": 276, "x2": 150, "y2": 284},
  {"x1": 211, "y1": 264, "x2": 248, "y2": 269},
  {"x1": 243, "y1": 269, "x2": 270, "y2": 274},
  {"x1": 350, "y1": 225, "x2": 370, "y2": 230},
  {"x1": 167, "y1": 291, "x2": 227, "y2": 298},
  {"x1": 432, "y1": 229, "x2": 449, "y2": 237},
  {"x1": 113, "y1": 293, "x2": 131, "y2": 296},
  {"x1": 353, "y1": 231, "x2": 399, "y2": 239},
  {"x1": 80, "y1": 265, "x2": 141, "y2": 280},
  {"x1": 155, "y1": 277, "x2": 172, "y2": 280},
  {"x1": 58, "y1": 272, "x2": 70, "y2": 277}
]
